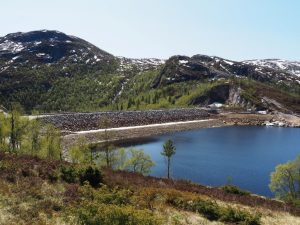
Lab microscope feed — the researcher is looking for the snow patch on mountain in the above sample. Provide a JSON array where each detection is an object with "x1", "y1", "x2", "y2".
[
  {"x1": 243, "y1": 59, "x2": 300, "y2": 77},
  {"x1": 0, "y1": 40, "x2": 24, "y2": 53},
  {"x1": 117, "y1": 57, "x2": 165, "y2": 72}
]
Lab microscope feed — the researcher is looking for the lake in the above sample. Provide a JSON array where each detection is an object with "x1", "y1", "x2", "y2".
[{"x1": 120, "y1": 126, "x2": 300, "y2": 197}]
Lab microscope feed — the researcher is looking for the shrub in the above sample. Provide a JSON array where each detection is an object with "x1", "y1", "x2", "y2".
[
  {"x1": 220, "y1": 207, "x2": 261, "y2": 225},
  {"x1": 192, "y1": 200, "x2": 221, "y2": 220},
  {"x1": 221, "y1": 185, "x2": 250, "y2": 196},
  {"x1": 60, "y1": 165, "x2": 103, "y2": 187},
  {"x1": 168, "y1": 197, "x2": 221, "y2": 221},
  {"x1": 47, "y1": 169, "x2": 59, "y2": 183},
  {"x1": 80, "y1": 184, "x2": 133, "y2": 206},
  {"x1": 60, "y1": 166, "x2": 78, "y2": 183},
  {"x1": 77, "y1": 202, "x2": 162, "y2": 225},
  {"x1": 79, "y1": 166, "x2": 102, "y2": 188},
  {"x1": 166, "y1": 195, "x2": 261, "y2": 224}
]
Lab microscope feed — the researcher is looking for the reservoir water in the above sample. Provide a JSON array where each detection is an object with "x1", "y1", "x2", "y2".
[{"x1": 120, "y1": 126, "x2": 300, "y2": 197}]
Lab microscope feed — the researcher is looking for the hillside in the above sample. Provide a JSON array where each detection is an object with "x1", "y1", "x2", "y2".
[
  {"x1": 0, "y1": 30, "x2": 299, "y2": 113},
  {"x1": 0, "y1": 152, "x2": 300, "y2": 225}
]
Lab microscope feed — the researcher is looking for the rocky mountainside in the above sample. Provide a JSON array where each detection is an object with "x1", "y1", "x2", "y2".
[
  {"x1": 0, "y1": 30, "x2": 164, "y2": 74},
  {"x1": 152, "y1": 55, "x2": 300, "y2": 87},
  {"x1": 117, "y1": 57, "x2": 165, "y2": 72},
  {"x1": 0, "y1": 30, "x2": 299, "y2": 113},
  {"x1": 0, "y1": 30, "x2": 115, "y2": 73}
]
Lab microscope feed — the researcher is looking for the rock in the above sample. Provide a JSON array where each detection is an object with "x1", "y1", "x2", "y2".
[{"x1": 41, "y1": 108, "x2": 210, "y2": 132}]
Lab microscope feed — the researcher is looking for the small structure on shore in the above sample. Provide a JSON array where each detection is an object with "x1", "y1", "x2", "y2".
[
  {"x1": 208, "y1": 102, "x2": 223, "y2": 109},
  {"x1": 257, "y1": 110, "x2": 267, "y2": 115}
]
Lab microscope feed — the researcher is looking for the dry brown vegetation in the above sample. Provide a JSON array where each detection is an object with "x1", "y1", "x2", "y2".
[
  {"x1": 103, "y1": 169, "x2": 300, "y2": 216},
  {"x1": 0, "y1": 152, "x2": 299, "y2": 225}
]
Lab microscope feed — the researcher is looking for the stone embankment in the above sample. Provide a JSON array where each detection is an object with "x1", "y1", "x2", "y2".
[
  {"x1": 41, "y1": 108, "x2": 210, "y2": 133},
  {"x1": 37, "y1": 108, "x2": 300, "y2": 152},
  {"x1": 61, "y1": 119, "x2": 225, "y2": 150}
]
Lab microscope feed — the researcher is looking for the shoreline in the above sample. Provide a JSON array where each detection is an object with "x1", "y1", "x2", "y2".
[
  {"x1": 60, "y1": 111, "x2": 300, "y2": 151},
  {"x1": 61, "y1": 118, "x2": 227, "y2": 150}
]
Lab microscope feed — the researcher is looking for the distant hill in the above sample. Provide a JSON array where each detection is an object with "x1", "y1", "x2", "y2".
[{"x1": 0, "y1": 30, "x2": 299, "y2": 113}]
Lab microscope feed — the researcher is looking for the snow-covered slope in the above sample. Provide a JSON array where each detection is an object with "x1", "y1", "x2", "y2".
[
  {"x1": 153, "y1": 55, "x2": 300, "y2": 87},
  {"x1": 0, "y1": 30, "x2": 166, "y2": 75},
  {"x1": 0, "y1": 30, "x2": 115, "y2": 73},
  {"x1": 243, "y1": 59, "x2": 300, "y2": 77},
  {"x1": 117, "y1": 57, "x2": 165, "y2": 72}
]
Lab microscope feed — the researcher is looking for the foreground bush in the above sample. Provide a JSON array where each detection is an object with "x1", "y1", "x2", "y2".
[
  {"x1": 221, "y1": 185, "x2": 250, "y2": 196},
  {"x1": 77, "y1": 203, "x2": 161, "y2": 225},
  {"x1": 75, "y1": 184, "x2": 162, "y2": 225},
  {"x1": 79, "y1": 166, "x2": 102, "y2": 188},
  {"x1": 60, "y1": 165, "x2": 103, "y2": 188},
  {"x1": 61, "y1": 166, "x2": 78, "y2": 183},
  {"x1": 167, "y1": 195, "x2": 261, "y2": 225}
]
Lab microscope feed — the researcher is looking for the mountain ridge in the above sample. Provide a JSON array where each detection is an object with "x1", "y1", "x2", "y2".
[
  {"x1": 0, "y1": 30, "x2": 299, "y2": 113},
  {"x1": 1, "y1": 30, "x2": 299, "y2": 77}
]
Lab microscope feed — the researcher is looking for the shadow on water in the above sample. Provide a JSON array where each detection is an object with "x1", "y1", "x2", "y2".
[{"x1": 90, "y1": 137, "x2": 159, "y2": 150}]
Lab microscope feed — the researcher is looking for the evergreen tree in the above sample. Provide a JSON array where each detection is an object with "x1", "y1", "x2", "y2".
[{"x1": 161, "y1": 139, "x2": 176, "y2": 179}]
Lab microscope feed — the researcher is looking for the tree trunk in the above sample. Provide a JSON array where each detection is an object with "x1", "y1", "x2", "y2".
[
  {"x1": 90, "y1": 148, "x2": 93, "y2": 163},
  {"x1": 10, "y1": 114, "x2": 16, "y2": 152},
  {"x1": 105, "y1": 147, "x2": 110, "y2": 167},
  {"x1": 286, "y1": 169, "x2": 296, "y2": 199},
  {"x1": 298, "y1": 169, "x2": 300, "y2": 198},
  {"x1": 167, "y1": 157, "x2": 170, "y2": 179}
]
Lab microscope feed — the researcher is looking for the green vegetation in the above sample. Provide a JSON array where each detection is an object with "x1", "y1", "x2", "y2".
[
  {"x1": 0, "y1": 106, "x2": 62, "y2": 160},
  {"x1": 221, "y1": 185, "x2": 251, "y2": 196},
  {"x1": 166, "y1": 193, "x2": 261, "y2": 224},
  {"x1": 0, "y1": 61, "x2": 120, "y2": 113},
  {"x1": 1, "y1": 111, "x2": 300, "y2": 224},
  {"x1": 237, "y1": 78, "x2": 300, "y2": 112},
  {"x1": 98, "y1": 116, "x2": 117, "y2": 167},
  {"x1": 76, "y1": 185, "x2": 162, "y2": 225},
  {"x1": 270, "y1": 155, "x2": 300, "y2": 205},
  {"x1": 124, "y1": 148, "x2": 155, "y2": 175},
  {"x1": 161, "y1": 139, "x2": 176, "y2": 179},
  {"x1": 1, "y1": 61, "x2": 300, "y2": 114},
  {"x1": 1, "y1": 108, "x2": 300, "y2": 224}
]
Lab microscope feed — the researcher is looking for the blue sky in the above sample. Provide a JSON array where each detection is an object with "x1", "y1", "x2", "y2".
[{"x1": 1, "y1": 0, "x2": 299, "y2": 60}]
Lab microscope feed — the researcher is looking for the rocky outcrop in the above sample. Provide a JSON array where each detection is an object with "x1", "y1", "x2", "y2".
[
  {"x1": 189, "y1": 84, "x2": 230, "y2": 105},
  {"x1": 186, "y1": 83, "x2": 258, "y2": 110},
  {"x1": 228, "y1": 86, "x2": 256, "y2": 110}
]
